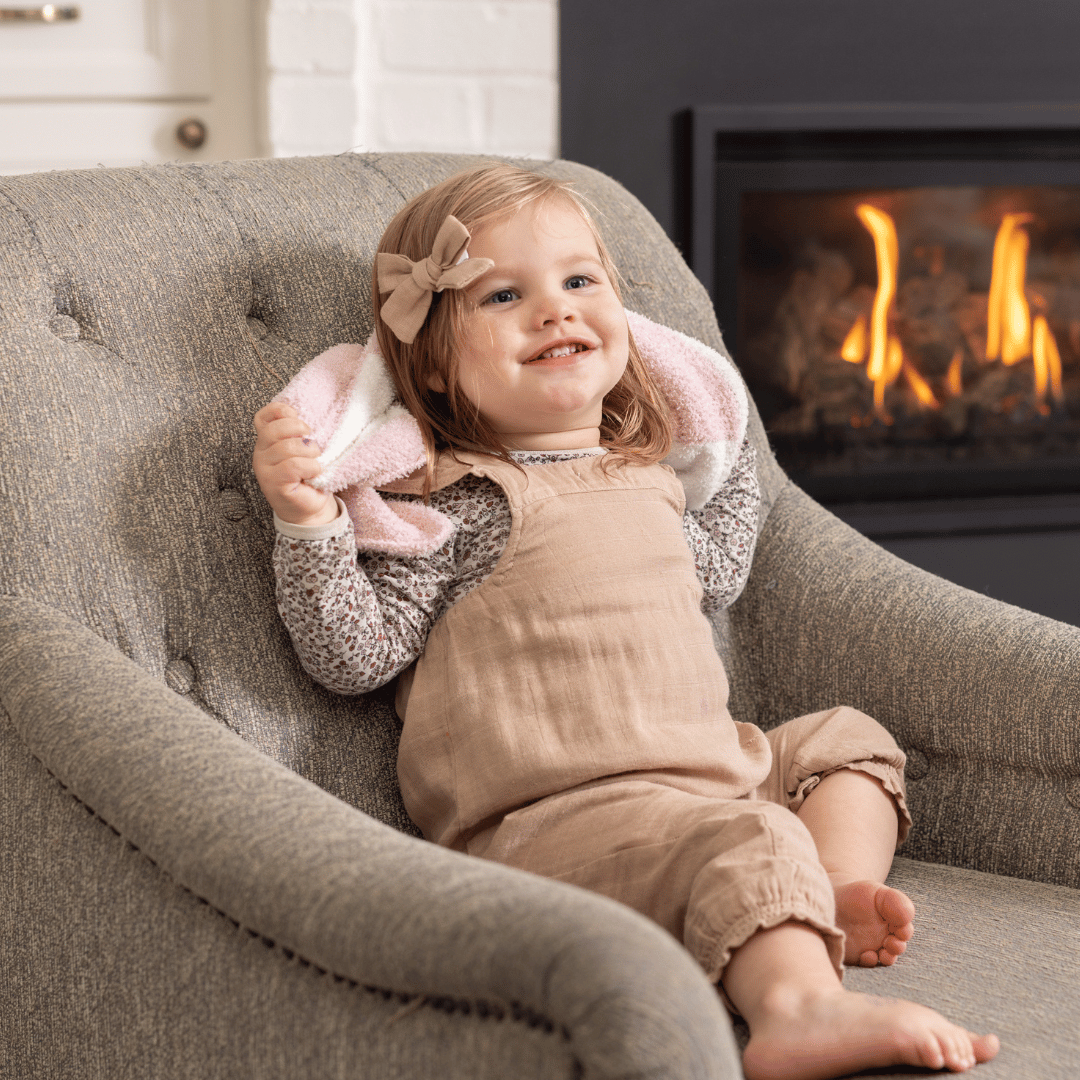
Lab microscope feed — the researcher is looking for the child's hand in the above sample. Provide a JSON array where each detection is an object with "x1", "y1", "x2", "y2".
[{"x1": 252, "y1": 402, "x2": 339, "y2": 527}]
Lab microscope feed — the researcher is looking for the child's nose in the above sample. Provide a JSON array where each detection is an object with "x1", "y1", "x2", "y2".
[{"x1": 531, "y1": 289, "x2": 575, "y2": 328}]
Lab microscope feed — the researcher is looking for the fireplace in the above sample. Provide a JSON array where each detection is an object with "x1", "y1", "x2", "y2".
[
  {"x1": 671, "y1": 104, "x2": 1080, "y2": 624},
  {"x1": 677, "y1": 104, "x2": 1080, "y2": 506},
  {"x1": 738, "y1": 182, "x2": 1080, "y2": 504}
]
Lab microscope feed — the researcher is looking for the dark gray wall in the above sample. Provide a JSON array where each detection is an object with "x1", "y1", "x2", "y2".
[
  {"x1": 879, "y1": 531, "x2": 1079, "y2": 627},
  {"x1": 560, "y1": 0, "x2": 1080, "y2": 241}
]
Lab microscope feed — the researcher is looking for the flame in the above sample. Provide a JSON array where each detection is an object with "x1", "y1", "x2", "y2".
[
  {"x1": 854, "y1": 205, "x2": 908, "y2": 420},
  {"x1": 836, "y1": 205, "x2": 1067, "y2": 426},
  {"x1": 984, "y1": 214, "x2": 1066, "y2": 405},
  {"x1": 903, "y1": 358, "x2": 940, "y2": 409},
  {"x1": 869, "y1": 334, "x2": 905, "y2": 421},
  {"x1": 856, "y1": 205, "x2": 899, "y2": 382},
  {"x1": 840, "y1": 315, "x2": 867, "y2": 362},
  {"x1": 946, "y1": 348, "x2": 964, "y2": 395},
  {"x1": 986, "y1": 213, "x2": 1033, "y2": 365},
  {"x1": 1032, "y1": 314, "x2": 1065, "y2": 410}
]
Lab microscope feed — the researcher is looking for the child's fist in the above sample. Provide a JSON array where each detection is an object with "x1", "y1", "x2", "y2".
[{"x1": 252, "y1": 402, "x2": 339, "y2": 526}]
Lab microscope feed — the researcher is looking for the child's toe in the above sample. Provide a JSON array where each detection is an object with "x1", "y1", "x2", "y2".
[
  {"x1": 916, "y1": 1035, "x2": 946, "y2": 1072},
  {"x1": 884, "y1": 934, "x2": 907, "y2": 957},
  {"x1": 972, "y1": 1032, "x2": 1001, "y2": 1063}
]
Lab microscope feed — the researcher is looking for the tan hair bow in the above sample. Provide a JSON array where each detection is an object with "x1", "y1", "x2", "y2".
[{"x1": 376, "y1": 215, "x2": 494, "y2": 344}]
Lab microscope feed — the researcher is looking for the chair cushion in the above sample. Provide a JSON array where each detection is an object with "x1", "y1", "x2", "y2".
[{"x1": 738, "y1": 856, "x2": 1080, "y2": 1078}]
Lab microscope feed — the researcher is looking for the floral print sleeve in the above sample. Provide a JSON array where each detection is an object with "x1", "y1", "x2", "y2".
[
  {"x1": 682, "y1": 438, "x2": 760, "y2": 616},
  {"x1": 272, "y1": 526, "x2": 444, "y2": 695},
  {"x1": 272, "y1": 473, "x2": 513, "y2": 695}
]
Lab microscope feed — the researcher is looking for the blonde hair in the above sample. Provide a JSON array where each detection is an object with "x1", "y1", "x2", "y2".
[{"x1": 372, "y1": 163, "x2": 672, "y2": 497}]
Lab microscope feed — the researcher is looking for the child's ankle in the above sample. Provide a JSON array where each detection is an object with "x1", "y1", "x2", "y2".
[{"x1": 754, "y1": 975, "x2": 842, "y2": 1019}]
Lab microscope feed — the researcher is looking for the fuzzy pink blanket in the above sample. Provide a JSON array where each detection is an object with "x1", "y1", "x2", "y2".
[{"x1": 275, "y1": 310, "x2": 748, "y2": 555}]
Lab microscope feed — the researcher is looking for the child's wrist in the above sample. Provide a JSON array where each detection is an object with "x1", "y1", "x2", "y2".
[
  {"x1": 277, "y1": 496, "x2": 342, "y2": 528},
  {"x1": 273, "y1": 497, "x2": 349, "y2": 541}
]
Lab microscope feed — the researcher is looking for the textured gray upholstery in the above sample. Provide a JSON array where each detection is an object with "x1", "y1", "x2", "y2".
[{"x1": 1, "y1": 153, "x2": 1078, "y2": 1078}]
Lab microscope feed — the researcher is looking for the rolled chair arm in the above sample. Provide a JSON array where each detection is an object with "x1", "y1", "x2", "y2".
[
  {"x1": 735, "y1": 484, "x2": 1080, "y2": 888},
  {"x1": 0, "y1": 597, "x2": 739, "y2": 1080}
]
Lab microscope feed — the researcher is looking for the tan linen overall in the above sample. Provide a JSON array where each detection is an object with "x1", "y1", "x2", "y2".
[{"x1": 392, "y1": 451, "x2": 908, "y2": 984}]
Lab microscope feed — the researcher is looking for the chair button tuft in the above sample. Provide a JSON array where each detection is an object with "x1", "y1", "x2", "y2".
[
  {"x1": 904, "y1": 747, "x2": 929, "y2": 780},
  {"x1": 165, "y1": 659, "x2": 197, "y2": 696},
  {"x1": 219, "y1": 488, "x2": 250, "y2": 522},
  {"x1": 48, "y1": 314, "x2": 80, "y2": 341}
]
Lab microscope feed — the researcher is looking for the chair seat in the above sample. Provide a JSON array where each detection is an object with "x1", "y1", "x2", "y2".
[{"x1": 846, "y1": 857, "x2": 1078, "y2": 1078}]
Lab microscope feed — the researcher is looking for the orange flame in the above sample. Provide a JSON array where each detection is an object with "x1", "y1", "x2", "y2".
[
  {"x1": 837, "y1": 206, "x2": 1065, "y2": 425},
  {"x1": 985, "y1": 214, "x2": 1066, "y2": 406},
  {"x1": 840, "y1": 315, "x2": 867, "y2": 363},
  {"x1": 903, "y1": 358, "x2": 940, "y2": 409},
  {"x1": 1032, "y1": 314, "x2": 1065, "y2": 412},
  {"x1": 946, "y1": 348, "x2": 964, "y2": 395},
  {"x1": 866, "y1": 334, "x2": 905, "y2": 421},
  {"x1": 854, "y1": 205, "x2": 908, "y2": 421},
  {"x1": 856, "y1": 205, "x2": 898, "y2": 382},
  {"x1": 986, "y1": 213, "x2": 1033, "y2": 365}
]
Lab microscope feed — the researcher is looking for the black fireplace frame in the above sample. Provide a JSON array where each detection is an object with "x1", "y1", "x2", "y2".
[{"x1": 674, "y1": 102, "x2": 1080, "y2": 508}]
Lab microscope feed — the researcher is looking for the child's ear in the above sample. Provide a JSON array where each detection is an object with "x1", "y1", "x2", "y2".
[{"x1": 427, "y1": 371, "x2": 448, "y2": 393}]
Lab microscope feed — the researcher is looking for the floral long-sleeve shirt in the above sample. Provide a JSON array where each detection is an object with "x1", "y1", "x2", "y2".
[{"x1": 272, "y1": 440, "x2": 759, "y2": 695}]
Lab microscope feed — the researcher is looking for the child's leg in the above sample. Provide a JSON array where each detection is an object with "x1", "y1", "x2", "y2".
[
  {"x1": 723, "y1": 920, "x2": 1000, "y2": 1080},
  {"x1": 797, "y1": 768, "x2": 916, "y2": 967},
  {"x1": 760, "y1": 707, "x2": 915, "y2": 968}
]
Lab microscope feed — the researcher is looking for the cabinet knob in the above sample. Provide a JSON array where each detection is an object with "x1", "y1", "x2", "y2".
[
  {"x1": 0, "y1": 5, "x2": 80, "y2": 21},
  {"x1": 176, "y1": 119, "x2": 207, "y2": 150}
]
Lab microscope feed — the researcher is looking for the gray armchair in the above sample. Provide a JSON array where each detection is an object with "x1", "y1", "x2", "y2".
[{"x1": 1, "y1": 153, "x2": 1078, "y2": 1079}]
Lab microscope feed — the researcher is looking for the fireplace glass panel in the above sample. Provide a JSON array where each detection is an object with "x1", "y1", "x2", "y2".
[{"x1": 739, "y1": 185, "x2": 1080, "y2": 501}]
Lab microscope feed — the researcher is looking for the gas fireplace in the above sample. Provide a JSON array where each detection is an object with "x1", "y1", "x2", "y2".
[
  {"x1": 678, "y1": 104, "x2": 1080, "y2": 506},
  {"x1": 740, "y1": 183, "x2": 1080, "y2": 502}
]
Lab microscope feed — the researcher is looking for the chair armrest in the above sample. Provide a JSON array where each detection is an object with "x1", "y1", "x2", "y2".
[
  {"x1": 0, "y1": 597, "x2": 739, "y2": 1080},
  {"x1": 734, "y1": 484, "x2": 1080, "y2": 888}
]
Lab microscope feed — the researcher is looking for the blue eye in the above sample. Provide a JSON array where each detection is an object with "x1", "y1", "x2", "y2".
[
  {"x1": 565, "y1": 275, "x2": 591, "y2": 290},
  {"x1": 487, "y1": 288, "x2": 517, "y2": 305}
]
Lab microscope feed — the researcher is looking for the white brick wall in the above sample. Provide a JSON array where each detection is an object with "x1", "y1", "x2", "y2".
[
  {"x1": 267, "y1": 1, "x2": 359, "y2": 157},
  {"x1": 267, "y1": 0, "x2": 558, "y2": 160}
]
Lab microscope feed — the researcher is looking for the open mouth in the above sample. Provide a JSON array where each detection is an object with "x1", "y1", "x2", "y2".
[{"x1": 526, "y1": 342, "x2": 592, "y2": 364}]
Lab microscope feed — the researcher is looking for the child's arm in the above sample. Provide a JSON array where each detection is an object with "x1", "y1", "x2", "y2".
[
  {"x1": 253, "y1": 400, "x2": 455, "y2": 693},
  {"x1": 684, "y1": 438, "x2": 761, "y2": 615},
  {"x1": 271, "y1": 523, "x2": 453, "y2": 695}
]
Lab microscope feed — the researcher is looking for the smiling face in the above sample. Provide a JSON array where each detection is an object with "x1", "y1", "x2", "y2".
[{"x1": 443, "y1": 197, "x2": 630, "y2": 450}]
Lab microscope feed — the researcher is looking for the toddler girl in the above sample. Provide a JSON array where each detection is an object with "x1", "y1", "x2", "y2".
[{"x1": 252, "y1": 164, "x2": 998, "y2": 1079}]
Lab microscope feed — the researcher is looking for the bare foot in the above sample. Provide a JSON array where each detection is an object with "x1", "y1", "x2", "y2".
[
  {"x1": 832, "y1": 876, "x2": 915, "y2": 967},
  {"x1": 742, "y1": 986, "x2": 1000, "y2": 1080}
]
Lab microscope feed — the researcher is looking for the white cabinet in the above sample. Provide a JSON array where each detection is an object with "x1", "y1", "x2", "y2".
[
  {"x1": 0, "y1": 1, "x2": 263, "y2": 174},
  {"x1": 0, "y1": 1, "x2": 210, "y2": 98}
]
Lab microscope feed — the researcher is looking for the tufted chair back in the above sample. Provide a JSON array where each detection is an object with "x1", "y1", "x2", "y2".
[{"x1": 0, "y1": 153, "x2": 782, "y2": 834}]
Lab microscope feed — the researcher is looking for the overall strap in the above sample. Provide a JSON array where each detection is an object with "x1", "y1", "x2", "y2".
[
  {"x1": 463, "y1": 451, "x2": 687, "y2": 516},
  {"x1": 376, "y1": 449, "x2": 478, "y2": 496}
]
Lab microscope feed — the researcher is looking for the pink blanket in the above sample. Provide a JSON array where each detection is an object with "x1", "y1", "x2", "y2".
[{"x1": 275, "y1": 310, "x2": 748, "y2": 555}]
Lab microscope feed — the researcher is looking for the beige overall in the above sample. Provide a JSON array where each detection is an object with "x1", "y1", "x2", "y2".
[{"x1": 392, "y1": 451, "x2": 909, "y2": 985}]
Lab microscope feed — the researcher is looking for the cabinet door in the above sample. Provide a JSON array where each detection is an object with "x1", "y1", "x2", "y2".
[{"x1": 0, "y1": 0, "x2": 210, "y2": 98}]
